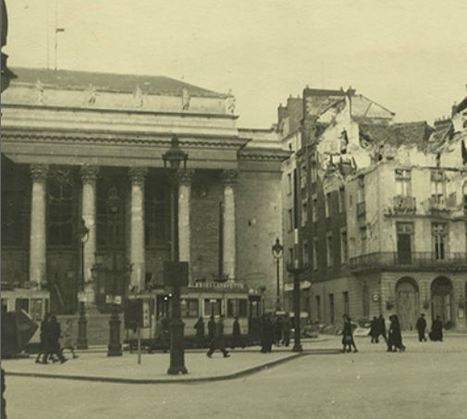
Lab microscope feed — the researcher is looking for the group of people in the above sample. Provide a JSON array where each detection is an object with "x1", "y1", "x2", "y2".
[
  {"x1": 416, "y1": 313, "x2": 444, "y2": 342},
  {"x1": 259, "y1": 313, "x2": 292, "y2": 353},
  {"x1": 367, "y1": 314, "x2": 405, "y2": 352},
  {"x1": 35, "y1": 314, "x2": 77, "y2": 364}
]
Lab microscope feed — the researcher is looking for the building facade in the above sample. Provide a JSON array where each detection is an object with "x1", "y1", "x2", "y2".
[
  {"x1": 279, "y1": 86, "x2": 467, "y2": 330},
  {"x1": 1, "y1": 68, "x2": 288, "y2": 331}
]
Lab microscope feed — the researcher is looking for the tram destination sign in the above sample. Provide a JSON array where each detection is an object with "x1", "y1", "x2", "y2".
[{"x1": 163, "y1": 261, "x2": 189, "y2": 287}]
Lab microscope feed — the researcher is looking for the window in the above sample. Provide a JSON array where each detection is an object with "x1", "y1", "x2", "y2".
[
  {"x1": 343, "y1": 292, "x2": 349, "y2": 316},
  {"x1": 326, "y1": 233, "x2": 333, "y2": 267},
  {"x1": 227, "y1": 299, "x2": 247, "y2": 318},
  {"x1": 287, "y1": 173, "x2": 292, "y2": 195},
  {"x1": 310, "y1": 163, "x2": 318, "y2": 183},
  {"x1": 1, "y1": 298, "x2": 7, "y2": 313},
  {"x1": 432, "y1": 223, "x2": 447, "y2": 260},
  {"x1": 15, "y1": 298, "x2": 29, "y2": 313},
  {"x1": 315, "y1": 296, "x2": 321, "y2": 322},
  {"x1": 357, "y1": 176, "x2": 365, "y2": 203},
  {"x1": 301, "y1": 201, "x2": 308, "y2": 227},
  {"x1": 396, "y1": 222, "x2": 414, "y2": 264},
  {"x1": 341, "y1": 229, "x2": 348, "y2": 264},
  {"x1": 325, "y1": 193, "x2": 331, "y2": 218},
  {"x1": 312, "y1": 195, "x2": 318, "y2": 222},
  {"x1": 288, "y1": 209, "x2": 293, "y2": 232},
  {"x1": 338, "y1": 187, "x2": 345, "y2": 213},
  {"x1": 302, "y1": 240, "x2": 309, "y2": 266},
  {"x1": 204, "y1": 299, "x2": 222, "y2": 316},
  {"x1": 145, "y1": 183, "x2": 170, "y2": 246},
  {"x1": 395, "y1": 169, "x2": 411, "y2": 196},
  {"x1": 312, "y1": 239, "x2": 318, "y2": 270},
  {"x1": 431, "y1": 170, "x2": 445, "y2": 203},
  {"x1": 360, "y1": 226, "x2": 367, "y2": 255},
  {"x1": 288, "y1": 247, "x2": 294, "y2": 265},
  {"x1": 300, "y1": 164, "x2": 307, "y2": 189},
  {"x1": 182, "y1": 299, "x2": 199, "y2": 318},
  {"x1": 329, "y1": 294, "x2": 335, "y2": 324}
]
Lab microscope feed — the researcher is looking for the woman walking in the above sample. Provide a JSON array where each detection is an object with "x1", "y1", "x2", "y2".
[
  {"x1": 341, "y1": 315, "x2": 358, "y2": 353},
  {"x1": 388, "y1": 315, "x2": 405, "y2": 352}
]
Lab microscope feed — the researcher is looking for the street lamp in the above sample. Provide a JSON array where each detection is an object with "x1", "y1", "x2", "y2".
[
  {"x1": 77, "y1": 218, "x2": 89, "y2": 350},
  {"x1": 286, "y1": 229, "x2": 308, "y2": 352},
  {"x1": 162, "y1": 135, "x2": 189, "y2": 375},
  {"x1": 272, "y1": 238, "x2": 284, "y2": 311}
]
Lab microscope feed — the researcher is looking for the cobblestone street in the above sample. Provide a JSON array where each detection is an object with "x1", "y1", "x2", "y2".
[{"x1": 4, "y1": 334, "x2": 467, "y2": 419}]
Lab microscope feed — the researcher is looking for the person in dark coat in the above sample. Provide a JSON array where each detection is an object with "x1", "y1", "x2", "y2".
[
  {"x1": 206, "y1": 315, "x2": 230, "y2": 358},
  {"x1": 416, "y1": 313, "x2": 427, "y2": 342},
  {"x1": 231, "y1": 317, "x2": 244, "y2": 349},
  {"x1": 207, "y1": 315, "x2": 216, "y2": 344},
  {"x1": 376, "y1": 314, "x2": 388, "y2": 344},
  {"x1": 260, "y1": 314, "x2": 274, "y2": 353},
  {"x1": 369, "y1": 316, "x2": 379, "y2": 343},
  {"x1": 341, "y1": 315, "x2": 358, "y2": 353},
  {"x1": 274, "y1": 316, "x2": 283, "y2": 346},
  {"x1": 193, "y1": 317, "x2": 205, "y2": 348},
  {"x1": 281, "y1": 313, "x2": 291, "y2": 347},
  {"x1": 47, "y1": 315, "x2": 67, "y2": 363},
  {"x1": 430, "y1": 316, "x2": 443, "y2": 342},
  {"x1": 388, "y1": 315, "x2": 405, "y2": 352}
]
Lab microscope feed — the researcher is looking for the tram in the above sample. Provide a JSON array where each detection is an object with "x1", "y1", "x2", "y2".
[
  {"x1": 124, "y1": 281, "x2": 264, "y2": 349},
  {"x1": 1, "y1": 286, "x2": 50, "y2": 345}
]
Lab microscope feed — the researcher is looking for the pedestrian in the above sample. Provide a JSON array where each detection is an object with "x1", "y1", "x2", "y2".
[
  {"x1": 281, "y1": 313, "x2": 291, "y2": 347},
  {"x1": 35, "y1": 313, "x2": 51, "y2": 364},
  {"x1": 160, "y1": 317, "x2": 170, "y2": 352},
  {"x1": 47, "y1": 315, "x2": 67, "y2": 363},
  {"x1": 416, "y1": 313, "x2": 427, "y2": 342},
  {"x1": 341, "y1": 314, "x2": 358, "y2": 353},
  {"x1": 231, "y1": 316, "x2": 244, "y2": 349},
  {"x1": 206, "y1": 315, "x2": 230, "y2": 358},
  {"x1": 430, "y1": 316, "x2": 443, "y2": 342},
  {"x1": 207, "y1": 315, "x2": 216, "y2": 344},
  {"x1": 388, "y1": 315, "x2": 405, "y2": 352},
  {"x1": 376, "y1": 314, "x2": 388, "y2": 344},
  {"x1": 193, "y1": 316, "x2": 205, "y2": 348},
  {"x1": 260, "y1": 314, "x2": 274, "y2": 353},
  {"x1": 60, "y1": 319, "x2": 78, "y2": 359},
  {"x1": 369, "y1": 316, "x2": 379, "y2": 343},
  {"x1": 274, "y1": 315, "x2": 283, "y2": 346}
]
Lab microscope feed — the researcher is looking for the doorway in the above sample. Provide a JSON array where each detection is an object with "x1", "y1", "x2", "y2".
[
  {"x1": 396, "y1": 277, "x2": 419, "y2": 330},
  {"x1": 431, "y1": 276, "x2": 454, "y2": 326}
]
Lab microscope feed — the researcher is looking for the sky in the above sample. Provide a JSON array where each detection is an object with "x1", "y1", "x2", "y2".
[{"x1": 4, "y1": 0, "x2": 467, "y2": 128}]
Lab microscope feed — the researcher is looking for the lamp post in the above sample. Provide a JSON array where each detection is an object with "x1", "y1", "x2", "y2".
[
  {"x1": 272, "y1": 238, "x2": 283, "y2": 311},
  {"x1": 286, "y1": 229, "x2": 308, "y2": 352},
  {"x1": 77, "y1": 218, "x2": 89, "y2": 350},
  {"x1": 163, "y1": 135, "x2": 189, "y2": 375}
]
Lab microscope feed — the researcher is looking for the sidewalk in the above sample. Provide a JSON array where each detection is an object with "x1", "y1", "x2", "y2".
[{"x1": 3, "y1": 342, "x2": 341, "y2": 384}]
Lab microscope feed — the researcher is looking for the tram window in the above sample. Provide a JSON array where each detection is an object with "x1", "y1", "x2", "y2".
[
  {"x1": 238, "y1": 300, "x2": 247, "y2": 317},
  {"x1": 1, "y1": 298, "x2": 8, "y2": 313},
  {"x1": 15, "y1": 298, "x2": 29, "y2": 313},
  {"x1": 204, "y1": 299, "x2": 221, "y2": 316},
  {"x1": 31, "y1": 299, "x2": 44, "y2": 321},
  {"x1": 182, "y1": 299, "x2": 199, "y2": 318}
]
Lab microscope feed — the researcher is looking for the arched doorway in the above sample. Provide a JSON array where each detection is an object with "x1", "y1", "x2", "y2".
[
  {"x1": 396, "y1": 277, "x2": 419, "y2": 330},
  {"x1": 431, "y1": 277, "x2": 454, "y2": 326}
]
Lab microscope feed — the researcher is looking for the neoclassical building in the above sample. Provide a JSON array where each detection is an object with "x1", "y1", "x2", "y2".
[{"x1": 1, "y1": 68, "x2": 288, "y2": 317}]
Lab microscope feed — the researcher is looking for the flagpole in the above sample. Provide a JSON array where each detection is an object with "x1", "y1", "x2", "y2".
[
  {"x1": 46, "y1": 0, "x2": 50, "y2": 69},
  {"x1": 54, "y1": 0, "x2": 58, "y2": 70}
]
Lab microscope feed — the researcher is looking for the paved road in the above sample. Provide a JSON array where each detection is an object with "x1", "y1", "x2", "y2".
[{"x1": 4, "y1": 336, "x2": 467, "y2": 419}]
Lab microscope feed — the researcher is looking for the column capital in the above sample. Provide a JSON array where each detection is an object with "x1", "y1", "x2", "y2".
[
  {"x1": 221, "y1": 169, "x2": 239, "y2": 185},
  {"x1": 30, "y1": 164, "x2": 49, "y2": 181},
  {"x1": 129, "y1": 167, "x2": 148, "y2": 186},
  {"x1": 80, "y1": 165, "x2": 99, "y2": 184},
  {"x1": 177, "y1": 169, "x2": 195, "y2": 186}
]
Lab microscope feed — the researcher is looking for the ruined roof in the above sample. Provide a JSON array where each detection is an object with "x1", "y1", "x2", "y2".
[
  {"x1": 9, "y1": 67, "x2": 228, "y2": 98},
  {"x1": 359, "y1": 121, "x2": 433, "y2": 148}
]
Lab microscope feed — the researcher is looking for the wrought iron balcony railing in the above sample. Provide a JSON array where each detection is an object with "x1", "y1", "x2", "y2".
[
  {"x1": 393, "y1": 195, "x2": 416, "y2": 214},
  {"x1": 349, "y1": 251, "x2": 467, "y2": 270}
]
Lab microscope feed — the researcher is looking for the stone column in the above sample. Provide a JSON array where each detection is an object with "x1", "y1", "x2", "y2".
[
  {"x1": 129, "y1": 167, "x2": 148, "y2": 291},
  {"x1": 222, "y1": 170, "x2": 238, "y2": 280},
  {"x1": 80, "y1": 165, "x2": 99, "y2": 303},
  {"x1": 29, "y1": 164, "x2": 48, "y2": 289},
  {"x1": 178, "y1": 170, "x2": 194, "y2": 267}
]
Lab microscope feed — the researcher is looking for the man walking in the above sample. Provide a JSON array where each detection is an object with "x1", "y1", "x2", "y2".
[
  {"x1": 193, "y1": 316, "x2": 205, "y2": 348},
  {"x1": 231, "y1": 317, "x2": 243, "y2": 349},
  {"x1": 416, "y1": 313, "x2": 427, "y2": 342},
  {"x1": 206, "y1": 315, "x2": 230, "y2": 358},
  {"x1": 430, "y1": 316, "x2": 444, "y2": 342},
  {"x1": 281, "y1": 313, "x2": 291, "y2": 347},
  {"x1": 207, "y1": 315, "x2": 216, "y2": 345}
]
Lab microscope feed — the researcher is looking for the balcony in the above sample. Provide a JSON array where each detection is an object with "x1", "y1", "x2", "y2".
[
  {"x1": 349, "y1": 252, "x2": 467, "y2": 272},
  {"x1": 393, "y1": 195, "x2": 416, "y2": 215}
]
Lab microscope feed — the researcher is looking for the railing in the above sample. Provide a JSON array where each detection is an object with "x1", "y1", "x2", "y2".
[
  {"x1": 393, "y1": 195, "x2": 416, "y2": 214},
  {"x1": 349, "y1": 252, "x2": 467, "y2": 270}
]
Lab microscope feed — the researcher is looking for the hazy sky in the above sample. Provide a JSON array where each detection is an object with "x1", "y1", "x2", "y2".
[{"x1": 4, "y1": 0, "x2": 467, "y2": 128}]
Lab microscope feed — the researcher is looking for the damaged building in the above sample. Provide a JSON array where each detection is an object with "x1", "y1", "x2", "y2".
[{"x1": 279, "y1": 86, "x2": 467, "y2": 331}]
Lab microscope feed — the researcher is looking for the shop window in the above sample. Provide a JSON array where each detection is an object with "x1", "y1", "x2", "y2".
[
  {"x1": 227, "y1": 299, "x2": 247, "y2": 318},
  {"x1": 204, "y1": 298, "x2": 222, "y2": 316},
  {"x1": 182, "y1": 298, "x2": 199, "y2": 318}
]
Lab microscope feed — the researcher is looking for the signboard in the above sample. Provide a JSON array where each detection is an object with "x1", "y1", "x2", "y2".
[
  {"x1": 124, "y1": 299, "x2": 143, "y2": 330},
  {"x1": 163, "y1": 261, "x2": 189, "y2": 287}
]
